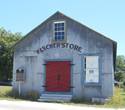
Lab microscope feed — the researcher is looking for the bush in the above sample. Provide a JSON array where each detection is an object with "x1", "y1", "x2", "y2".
[
  {"x1": 123, "y1": 81, "x2": 125, "y2": 87},
  {"x1": 115, "y1": 72, "x2": 124, "y2": 82}
]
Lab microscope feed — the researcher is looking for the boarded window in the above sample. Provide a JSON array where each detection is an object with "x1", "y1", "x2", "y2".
[{"x1": 85, "y1": 56, "x2": 99, "y2": 83}]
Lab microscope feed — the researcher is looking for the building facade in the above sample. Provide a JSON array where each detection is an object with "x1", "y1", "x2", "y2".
[{"x1": 13, "y1": 12, "x2": 117, "y2": 101}]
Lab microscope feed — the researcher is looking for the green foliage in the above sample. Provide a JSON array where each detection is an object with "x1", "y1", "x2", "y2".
[
  {"x1": 0, "y1": 86, "x2": 39, "y2": 101},
  {"x1": 0, "y1": 86, "x2": 125, "y2": 107},
  {"x1": 116, "y1": 55, "x2": 125, "y2": 71},
  {"x1": 0, "y1": 86, "x2": 12, "y2": 98},
  {"x1": 0, "y1": 27, "x2": 22, "y2": 80},
  {"x1": 105, "y1": 87, "x2": 125, "y2": 107},
  {"x1": 123, "y1": 81, "x2": 125, "y2": 87},
  {"x1": 115, "y1": 72, "x2": 124, "y2": 82},
  {"x1": 115, "y1": 55, "x2": 125, "y2": 82}
]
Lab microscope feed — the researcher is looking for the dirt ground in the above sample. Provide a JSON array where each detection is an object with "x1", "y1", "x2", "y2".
[{"x1": 0, "y1": 100, "x2": 124, "y2": 110}]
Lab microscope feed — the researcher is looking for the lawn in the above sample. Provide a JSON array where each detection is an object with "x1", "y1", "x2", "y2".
[
  {"x1": 0, "y1": 86, "x2": 125, "y2": 108},
  {"x1": 104, "y1": 87, "x2": 125, "y2": 108},
  {"x1": 0, "y1": 86, "x2": 39, "y2": 101},
  {"x1": 0, "y1": 86, "x2": 13, "y2": 100}
]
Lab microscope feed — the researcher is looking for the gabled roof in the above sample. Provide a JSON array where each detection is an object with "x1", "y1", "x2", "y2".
[
  {"x1": 13, "y1": 11, "x2": 117, "y2": 48},
  {"x1": 13, "y1": 11, "x2": 117, "y2": 71}
]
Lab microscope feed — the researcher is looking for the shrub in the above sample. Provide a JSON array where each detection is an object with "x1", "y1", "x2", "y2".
[
  {"x1": 115, "y1": 72, "x2": 124, "y2": 82},
  {"x1": 123, "y1": 81, "x2": 125, "y2": 87}
]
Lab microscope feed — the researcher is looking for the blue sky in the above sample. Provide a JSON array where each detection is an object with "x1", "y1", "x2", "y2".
[{"x1": 0, "y1": 0, "x2": 125, "y2": 55}]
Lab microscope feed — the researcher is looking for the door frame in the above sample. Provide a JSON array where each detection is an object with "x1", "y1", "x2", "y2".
[{"x1": 42, "y1": 59, "x2": 73, "y2": 94}]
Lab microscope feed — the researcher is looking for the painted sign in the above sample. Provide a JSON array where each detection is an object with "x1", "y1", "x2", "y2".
[
  {"x1": 16, "y1": 69, "x2": 25, "y2": 81},
  {"x1": 36, "y1": 43, "x2": 82, "y2": 54}
]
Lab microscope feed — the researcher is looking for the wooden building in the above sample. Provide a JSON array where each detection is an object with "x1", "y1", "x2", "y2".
[{"x1": 13, "y1": 12, "x2": 117, "y2": 102}]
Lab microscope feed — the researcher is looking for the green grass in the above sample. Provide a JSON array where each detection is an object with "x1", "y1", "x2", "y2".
[
  {"x1": 0, "y1": 86, "x2": 125, "y2": 108},
  {"x1": 0, "y1": 86, "x2": 39, "y2": 101},
  {"x1": 0, "y1": 86, "x2": 16, "y2": 100},
  {"x1": 66, "y1": 87, "x2": 125, "y2": 108},
  {"x1": 104, "y1": 87, "x2": 125, "y2": 108},
  {"x1": 0, "y1": 86, "x2": 23, "y2": 100}
]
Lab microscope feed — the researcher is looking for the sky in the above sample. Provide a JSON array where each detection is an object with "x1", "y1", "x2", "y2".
[{"x1": 0, "y1": 0, "x2": 125, "y2": 55}]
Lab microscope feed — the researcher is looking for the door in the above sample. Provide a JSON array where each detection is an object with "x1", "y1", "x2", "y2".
[{"x1": 45, "y1": 61, "x2": 71, "y2": 92}]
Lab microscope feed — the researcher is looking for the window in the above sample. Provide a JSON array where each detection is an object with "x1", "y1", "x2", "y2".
[
  {"x1": 54, "y1": 21, "x2": 65, "y2": 41},
  {"x1": 84, "y1": 56, "x2": 99, "y2": 83}
]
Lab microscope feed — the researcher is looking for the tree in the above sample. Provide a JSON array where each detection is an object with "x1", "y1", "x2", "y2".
[
  {"x1": 0, "y1": 27, "x2": 22, "y2": 81},
  {"x1": 115, "y1": 55, "x2": 125, "y2": 82}
]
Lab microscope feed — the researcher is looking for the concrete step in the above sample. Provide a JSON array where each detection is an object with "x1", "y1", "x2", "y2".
[{"x1": 38, "y1": 94, "x2": 72, "y2": 102}]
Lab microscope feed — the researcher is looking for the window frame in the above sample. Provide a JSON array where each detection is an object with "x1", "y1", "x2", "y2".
[{"x1": 53, "y1": 21, "x2": 66, "y2": 42}]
